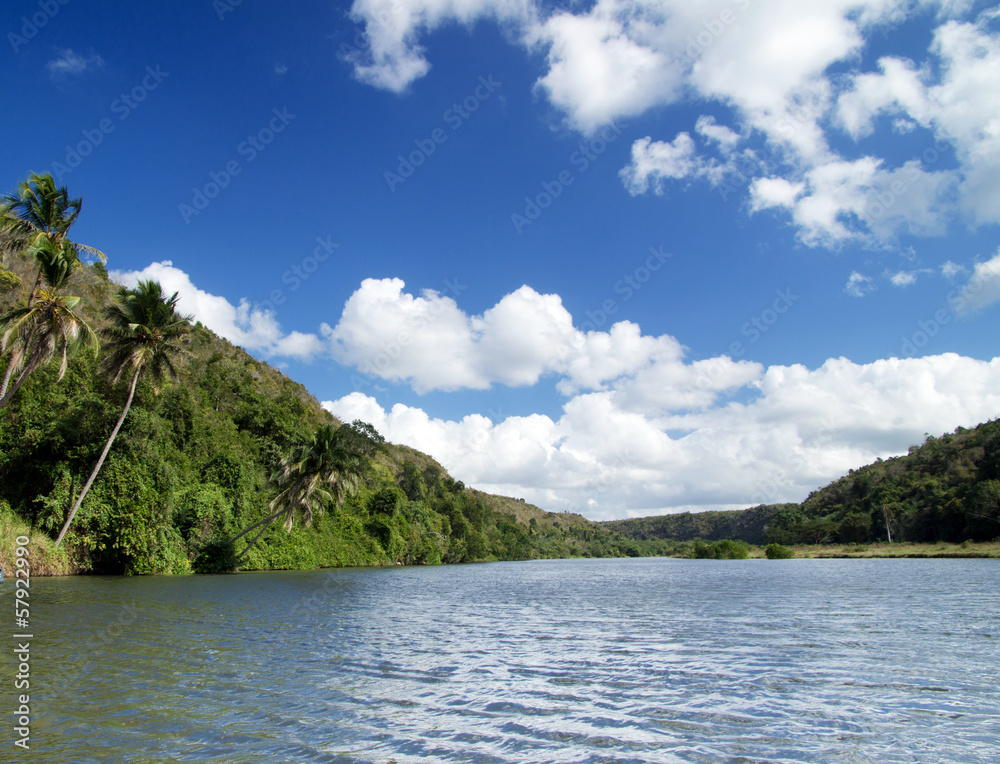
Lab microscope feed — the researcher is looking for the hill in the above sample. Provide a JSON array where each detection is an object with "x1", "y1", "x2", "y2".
[
  {"x1": 1, "y1": 239, "x2": 675, "y2": 575},
  {"x1": 606, "y1": 421, "x2": 1000, "y2": 546}
]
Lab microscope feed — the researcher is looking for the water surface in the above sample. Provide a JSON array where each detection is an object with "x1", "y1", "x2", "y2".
[{"x1": 16, "y1": 557, "x2": 1000, "y2": 763}]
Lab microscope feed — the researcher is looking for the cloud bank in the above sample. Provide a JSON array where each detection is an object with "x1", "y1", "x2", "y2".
[{"x1": 113, "y1": 261, "x2": 1000, "y2": 520}]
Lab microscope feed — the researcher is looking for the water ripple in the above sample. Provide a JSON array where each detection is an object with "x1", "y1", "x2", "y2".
[{"x1": 20, "y1": 558, "x2": 1000, "y2": 763}]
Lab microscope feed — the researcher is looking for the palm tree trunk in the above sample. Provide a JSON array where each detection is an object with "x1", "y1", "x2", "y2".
[
  {"x1": 55, "y1": 369, "x2": 140, "y2": 546},
  {"x1": 228, "y1": 506, "x2": 289, "y2": 559},
  {"x1": 26, "y1": 266, "x2": 43, "y2": 307}
]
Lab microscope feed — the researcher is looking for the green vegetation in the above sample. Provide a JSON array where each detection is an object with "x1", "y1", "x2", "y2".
[
  {"x1": 764, "y1": 543, "x2": 794, "y2": 559},
  {"x1": 692, "y1": 539, "x2": 750, "y2": 559}
]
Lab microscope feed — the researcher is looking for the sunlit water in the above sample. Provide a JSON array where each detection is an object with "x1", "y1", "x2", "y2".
[{"x1": 12, "y1": 557, "x2": 1000, "y2": 763}]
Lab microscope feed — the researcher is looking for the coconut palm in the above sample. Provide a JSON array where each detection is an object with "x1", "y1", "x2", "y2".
[
  {"x1": 54, "y1": 280, "x2": 192, "y2": 546},
  {"x1": 1, "y1": 173, "x2": 105, "y2": 304},
  {"x1": 0, "y1": 241, "x2": 98, "y2": 408},
  {"x1": 228, "y1": 424, "x2": 368, "y2": 559}
]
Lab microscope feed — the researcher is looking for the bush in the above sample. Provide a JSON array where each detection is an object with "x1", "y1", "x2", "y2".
[
  {"x1": 693, "y1": 539, "x2": 750, "y2": 559},
  {"x1": 764, "y1": 543, "x2": 794, "y2": 559},
  {"x1": 192, "y1": 537, "x2": 238, "y2": 573}
]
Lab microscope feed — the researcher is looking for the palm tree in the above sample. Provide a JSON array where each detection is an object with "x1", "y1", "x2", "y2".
[
  {"x1": 228, "y1": 424, "x2": 368, "y2": 559},
  {"x1": 1, "y1": 172, "x2": 105, "y2": 305},
  {"x1": 0, "y1": 241, "x2": 98, "y2": 408},
  {"x1": 54, "y1": 280, "x2": 192, "y2": 546}
]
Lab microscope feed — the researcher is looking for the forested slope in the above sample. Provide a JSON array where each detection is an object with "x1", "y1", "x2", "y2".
[
  {"x1": 1, "y1": 246, "x2": 664, "y2": 575},
  {"x1": 606, "y1": 422, "x2": 1000, "y2": 545}
]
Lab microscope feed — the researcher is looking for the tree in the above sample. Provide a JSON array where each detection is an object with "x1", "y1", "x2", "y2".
[
  {"x1": 54, "y1": 280, "x2": 192, "y2": 546},
  {"x1": 0, "y1": 241, "x2": 98, "y2": 408},
  {"x1": 0, "y1": 172, "x2": 105, "y2": 304},
  {"x1": 228, "y1": 424, "x2": 368, "y2": 560}
]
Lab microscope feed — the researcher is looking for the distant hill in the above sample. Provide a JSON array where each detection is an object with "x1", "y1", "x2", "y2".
[
  {"x1": 604, "y1": 504, "x2": 793, "y2": 545},
  {"x1": 605, "y1": 420, "x2": 1000, "y2": 545}
]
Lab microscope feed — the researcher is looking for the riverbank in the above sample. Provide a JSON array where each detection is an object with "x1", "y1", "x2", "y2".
[
  {"x1": 4, "y1": 502, "x2": 998, "y2": 577},
  {"x1": 766, "y1": 540, "x2": 1000, "y2": 559}
]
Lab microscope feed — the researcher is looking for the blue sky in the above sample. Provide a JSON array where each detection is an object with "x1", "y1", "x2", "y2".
[{"x1": 4, "y1": 0, "x2": 1000, "y2": 519}]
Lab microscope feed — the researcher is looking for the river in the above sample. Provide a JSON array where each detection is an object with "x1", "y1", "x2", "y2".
[{"x1": 13, "y1": 557, "x2": 1000, "y2": 763}]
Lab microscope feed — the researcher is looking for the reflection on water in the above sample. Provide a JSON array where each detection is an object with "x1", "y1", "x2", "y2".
[{"x1": 18, "y1": 558, "x2": 1000, "y2": 763}]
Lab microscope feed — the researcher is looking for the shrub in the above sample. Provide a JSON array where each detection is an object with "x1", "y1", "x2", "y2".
[
  {"x1": 693, "y1": 539, "x2": 750, "y2": 559},
  {"x1": 192, "y1": 537, "x2": 238, "y2": 573},
  {"x1": 764, "y1": 543, "x2": 794, "y2": 559}
]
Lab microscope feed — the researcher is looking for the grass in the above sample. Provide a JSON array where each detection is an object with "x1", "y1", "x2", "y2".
[
  {"x1": 764, "y1": 540, "x2": 1000, "y2": 559},
  {"x1": 0, "y1": 504, "x2": 76, "y2": 577}
]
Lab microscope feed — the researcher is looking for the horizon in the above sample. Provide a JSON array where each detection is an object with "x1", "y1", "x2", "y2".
[{"x1": 4, "y1": 0, "x2": 1000, "y2": 520}]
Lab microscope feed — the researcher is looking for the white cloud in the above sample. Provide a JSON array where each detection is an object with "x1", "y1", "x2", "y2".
[
  {"x1": 950, "y1": 248, "x2": 1000, "y2": 314},
  {"x1": 749, "y1": 177, "x2": 804, "y2": 211},
  {"x1": 112, "y1": 261, "x2": 323, "y2": 361},
  {"x1": 889, "y1": 270, "x2": 918, "y2": 286},
  {"x1": 325, "y1": 354, "x2": 1000, "y2": 519},
  {"x1": 530, "y1": 0, "x2": 684, "y2": 134},
  {"x1": 47, "y1": 49, "x2": 105, "y2": 79},
  {"x1": 619, "y1": 133, "x2": 700, "y2": 194},
  {"x1": 695, "y1": 114, "x2": 741, "y2": 151},
  {"x1": 344, "y1": 0, "x2": 533, "y2": 92},
  {"x1": 845, "y1": 271, "x2": 876, "y2": 297},
  {"x1": 940, "y1": 260, "x2": 965, "y2": 279},
  {"x1": 326, "y1": 278, "x2": 764, "y2": 403}
]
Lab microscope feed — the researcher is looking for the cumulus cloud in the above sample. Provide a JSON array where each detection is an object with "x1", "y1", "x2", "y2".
[
  {"x1": 112, "y1": 261, "x2": 323, "y2": 361},
  {"x1": 326, "y1": 354, "x2": 1000, "y2": 519},
  {"x1": 619, "y1": 133, "x2": 701, "y2": 194},
  {"x1": 326, "y1": 278, "x2": 762, "y2": 406}
]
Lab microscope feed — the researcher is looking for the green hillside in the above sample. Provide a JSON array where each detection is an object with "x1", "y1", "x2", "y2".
[
  {"x1": 606, "y1": 421, "x2": 1000, "y2": 546},
  {"x1": 1, "y1": 208, "x2": 670, "y2": 575}
]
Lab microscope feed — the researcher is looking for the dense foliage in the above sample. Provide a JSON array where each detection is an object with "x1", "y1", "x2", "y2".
[
  {"x1": 692, "y1": 539, "x2": 750, "y2": 559},
  {"x1": 608, "y1": 422, "x2": 1000, "y2": 546}
]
